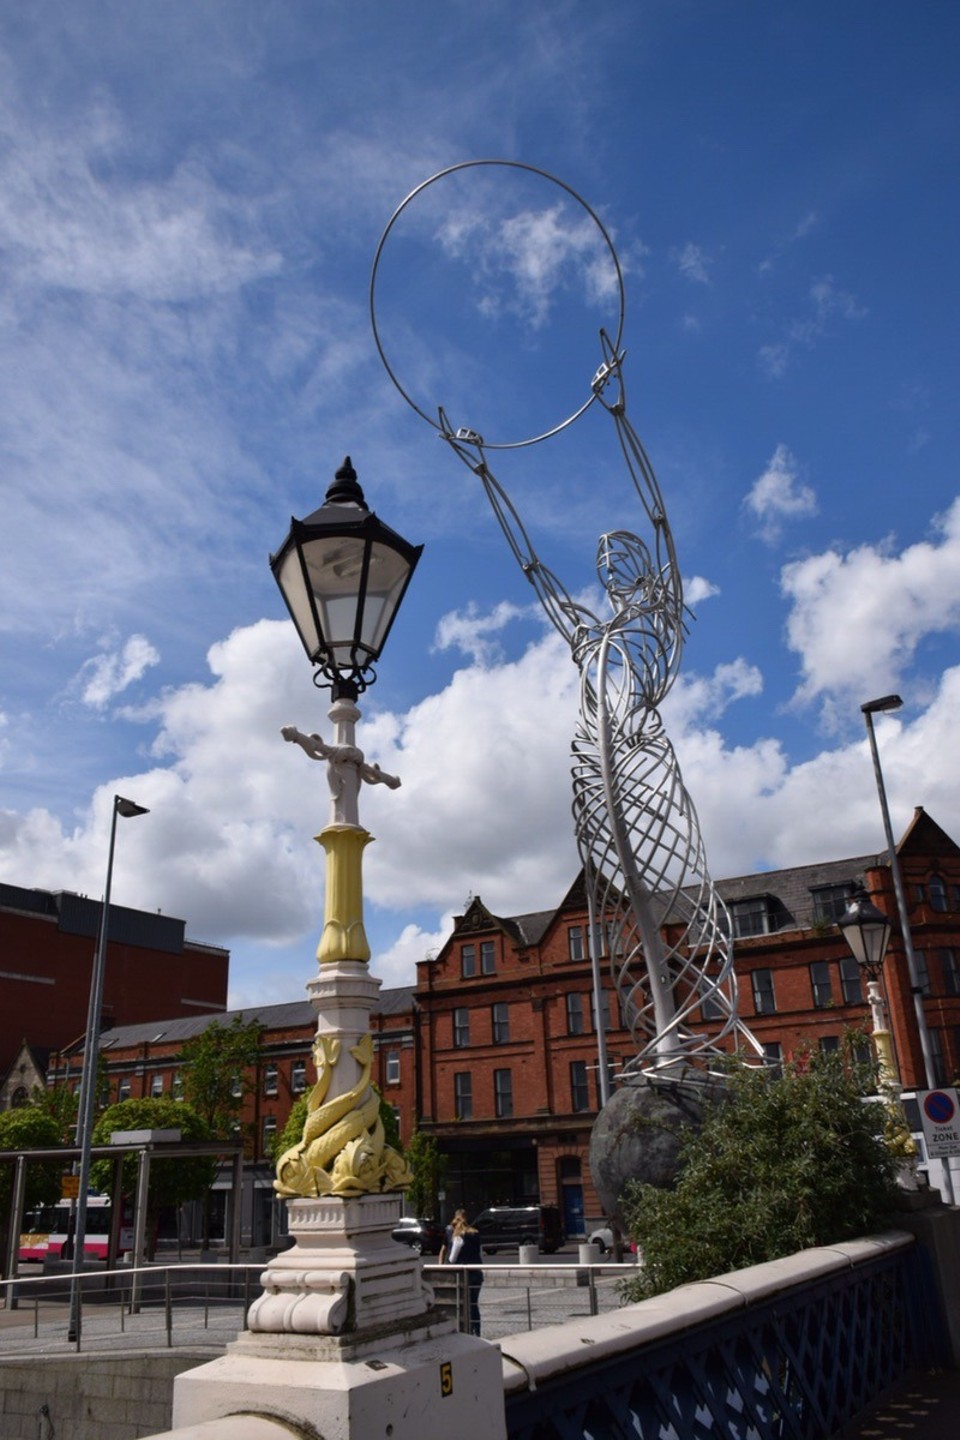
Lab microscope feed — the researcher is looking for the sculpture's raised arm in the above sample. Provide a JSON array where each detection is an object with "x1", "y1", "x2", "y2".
[{"x1": 437, "y1": 412, "x2": 601, "y2": 651}]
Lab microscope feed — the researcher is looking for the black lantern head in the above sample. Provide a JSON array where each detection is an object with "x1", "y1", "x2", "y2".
[
  {"x1": 837, "y1": 884, "x2": 893, "y2": 980},
  {"x1": 270, "y1": 457, "x2": 423, "y2": 697}
]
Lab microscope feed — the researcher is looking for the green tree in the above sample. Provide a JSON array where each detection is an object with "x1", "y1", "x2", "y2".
[
  {"x1": 618, "y1": 1051, "x2": 900, "y2": 1301},
  {"x1": 30, "y1": 1083, "x2": 78, "y2": 1145},
  {"x1": 404, "y1": 1130, "x2": 446, "y2": 1219},
  {"x1": 0, "y1": 1107, "x2": 64, "y2": 1277},
  {"x1": 89, "y1": 1098, "x2": 217, "y2": 1257},
  {"x1": 273, "y1": 1092, "x2": 308, "y2": 1165},
  {"x1": 180, "y1": 1015, "x2": 263, "y2": 1139}
]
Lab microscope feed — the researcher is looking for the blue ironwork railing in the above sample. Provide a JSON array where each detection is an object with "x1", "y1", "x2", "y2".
[{"x1": 504, "y1": 1242, "x2": 942, "y2": 1440}]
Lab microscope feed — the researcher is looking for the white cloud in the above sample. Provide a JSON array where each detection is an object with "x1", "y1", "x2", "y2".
[
  {"x1": 664, "y1": 658, "x2": 764, "y2": 730},
  {"x1": 78, "y1": 634, "x2": 161, "y2": 708},
  {"x1": 758, "y1": 275, "x2": 866, "y2": 378},
  {"x1": 2, "y1": 602, "x2": 960, "y2": 1002},
  {"x1": 758, "y1": 342, "x2": 790, "y2": 378},
  {"x1": 685, "y1": 575, "x2": 720, "y2": 607},
  {"x1": 374, "y1": 916, "x2": 456, "y2": 990},
  {"x1": 744, "y1": 444, "x2": 818, "y2": 543},
  {"x1": 0, "y1": 88, "x2": 281, "y2": 303},
  {"x1": 436, "y1": 200, "x2": 620, "y2": 330},
  {"x1": 781, "y1": 496, "x2": 960, "y2": 710},
  {"x1": 673, "y1": 242, "x2": 711, "y2": 285},
  {"x1": 433, "y1": 600, "x2": 529, "y2": 665},
  {"x1": 793, "y1": 212, "x2": 819, "y2": 240}
]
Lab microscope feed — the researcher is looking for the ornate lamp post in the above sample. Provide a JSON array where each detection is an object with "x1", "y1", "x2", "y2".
[
  {"x1": 859, "y1": 695, "x2": 954, "y2": 1201},
  {"x1": 171, "y1": 461, "x2": 507, "y2": 1436},
  {"x1": 269, "y1": 456, "x2": 421, "y2": 701},
  {"x1": 838, "y1": 884, "x2": 923, "y2": 1185},
  {"x1": 247, "y1": 456, "x2": 427, "y2": 1334},
  {"x1": 837, "y1": 885, "x2": 896, "y2": 1090}
]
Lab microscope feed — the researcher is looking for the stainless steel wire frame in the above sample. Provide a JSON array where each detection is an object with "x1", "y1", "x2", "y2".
[
  {"x1": 371, "y1": 167, "x2": 761, "y2": 1076},
  {"x1": 436, "y1": 372, "x2": 762, "y2": 1075}
]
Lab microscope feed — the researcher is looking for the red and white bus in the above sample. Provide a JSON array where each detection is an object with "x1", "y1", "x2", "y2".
[{"x1": 19, "y1": 1196, "x2": 133, "y2": 1262}]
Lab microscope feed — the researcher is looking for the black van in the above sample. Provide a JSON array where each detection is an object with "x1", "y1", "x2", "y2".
[{"x1": 472, "y1": 1205, "x2": 565, "y2": 1254}]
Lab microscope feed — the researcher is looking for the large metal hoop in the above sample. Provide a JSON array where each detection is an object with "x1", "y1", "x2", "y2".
[{"x1": 369, "y1": 159, "x2": 626, "y2": 450}]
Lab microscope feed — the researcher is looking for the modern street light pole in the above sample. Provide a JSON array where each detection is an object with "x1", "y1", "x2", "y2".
[
  {"x1": 860, "y1": 694, "x2": 955, "y2": 1204},
  {"x1": 68, "y1": 793, "x2": 149, "y2": 1341},
  {"x1": 861, "y1": 696, "x2": 939, "y2": 1088}
]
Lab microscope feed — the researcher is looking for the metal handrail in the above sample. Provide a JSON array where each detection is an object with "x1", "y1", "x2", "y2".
[{"x1": 1, "y1": 1257, "x2": 632, "y2": 1352}]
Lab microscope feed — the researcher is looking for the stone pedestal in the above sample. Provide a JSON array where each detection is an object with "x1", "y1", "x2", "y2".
[
  {"x1": 247, "y1": 1194, "x2": 429, "y2": 1336},
  {"x1": 169, "y1": 1327, "x2": 505, "y2": 1440},
  {"x1": 167, "y1": 1192, "x2": 507, "y2": 1439}
]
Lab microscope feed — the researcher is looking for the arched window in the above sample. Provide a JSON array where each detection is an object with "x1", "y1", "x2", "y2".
[{"x1": 928, "y1": 874, "x2": 948, "y2": 912}]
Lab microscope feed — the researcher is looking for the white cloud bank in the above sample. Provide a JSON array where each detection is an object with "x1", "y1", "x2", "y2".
[
  {"x1": 782, "y1": 496, "x2": 960, "y2": 713},
  {"x1": 2, "y1": 500, "x2": 960, "y2": 1003}
]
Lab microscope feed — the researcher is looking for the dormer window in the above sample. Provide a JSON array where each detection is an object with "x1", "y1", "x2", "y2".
[
  {"x1": 730, "y1": 896, "x2": 774, "y2": 938},
  {"x1": 811, "y1": 882, "x2": 855, "y2": 924}
]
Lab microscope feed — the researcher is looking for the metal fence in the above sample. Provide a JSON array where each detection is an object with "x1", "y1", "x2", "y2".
[
  {"x1": 503, "y1": 1241, "x2": 942, "y2": 1440},
  {"x1": 2, "y1": 1241, "x2": 942, "y2": 1440},
  {"x1": 0, "y1": 1258, "x2": 632, "y2": 1355},
  {"x1": 0, "y1": 1264, "x2": 255, "y2": 1354}
]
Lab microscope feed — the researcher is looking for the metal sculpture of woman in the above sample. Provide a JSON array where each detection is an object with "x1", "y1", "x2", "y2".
[{"x1": 372, "y1": 162, "x2": 762, "y2": 1077}]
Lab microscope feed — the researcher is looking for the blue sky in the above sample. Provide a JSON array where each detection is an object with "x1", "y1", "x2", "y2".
[{"x1": 1, "y1": 2, "x2": 958, "y2": 1009}]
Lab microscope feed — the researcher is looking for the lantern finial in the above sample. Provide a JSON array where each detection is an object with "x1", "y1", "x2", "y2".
[{"x1": 326, "y1": 456, "x2": 366, "y2": 507}]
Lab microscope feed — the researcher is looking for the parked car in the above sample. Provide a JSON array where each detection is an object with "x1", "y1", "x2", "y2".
[
  {"x1": 588, "y1": 1224, "x2": 639, "y2": 1259},
  {"x1": 473, "y1": 1205, "x2": 565, "y2": 1254},
  {"x1": 588, "y1": 1225, "x2": 615, "y2": 1254},
  {"x1": 391, "y1": 1217, "x2": 446, "y2": 1256}
]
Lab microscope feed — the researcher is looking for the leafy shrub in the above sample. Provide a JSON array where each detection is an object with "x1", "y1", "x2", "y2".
[{"x1": 618, "y1": 1052, "x2": 900, "y2": 1301}]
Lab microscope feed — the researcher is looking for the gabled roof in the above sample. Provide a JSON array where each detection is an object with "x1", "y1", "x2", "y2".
[
  {"x1": 66, "y1": 987, "x2": 417, "y2": 1055},
  {"x1": 450, "y1": 896, "x2": 542, "y2": 947},
  {"x1": 0, "y1": 1039, "x2": 51, "y2": 1092},
  {"x1": 491, "y1": 810, "x2": 959, "y2": 941},
  {"x1": 897, "y1": 806, "x2": 960, "y2": 862},
  {"x1": 712, "y1": 853, "x2": 878, "y2": 931}
]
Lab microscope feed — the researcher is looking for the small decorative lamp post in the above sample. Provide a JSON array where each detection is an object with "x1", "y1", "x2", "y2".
[{"x1": 837, "y1": 885, "x2": 897, "y2": 1089}]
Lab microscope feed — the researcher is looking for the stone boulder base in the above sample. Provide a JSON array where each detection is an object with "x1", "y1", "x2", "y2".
[{"x1": 589, "y1": 1075, "x2": 708, "y2": 1222}]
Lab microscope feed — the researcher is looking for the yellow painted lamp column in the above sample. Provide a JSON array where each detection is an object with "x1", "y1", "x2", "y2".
[{"x1": 267, "y1": 693, "x2": 412, "y2": 1206}]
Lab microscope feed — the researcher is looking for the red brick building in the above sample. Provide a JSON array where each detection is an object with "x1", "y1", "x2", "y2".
[
  {"x1": 411, "y1": 806, "x2": 960, "y2": 1234},
  {"x1": 44, "y1": 988, "x2": 417, "y2": 1248},
  {"x1": 37, "y1": 809, "x2": 960, "y2": 1246},
  {"x1": 0, "y1": 883, "x2": 229, "y2": 1085}
]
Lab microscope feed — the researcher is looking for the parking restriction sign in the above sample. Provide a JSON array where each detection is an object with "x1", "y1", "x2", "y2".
[{"x1": 917, "y1": 1088, "x2": 960, "y2": 1158}]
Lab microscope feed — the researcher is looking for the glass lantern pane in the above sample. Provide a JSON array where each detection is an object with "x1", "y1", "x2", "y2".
[
  {"x1": 277, "y1": 548, "x2": 322, "y2": 658},
  {"x1": 300, "y1": 533, "x2": 368, "y2": 661},
  {"x1": 358, "y1": 541, "x2": 414, "y2": 654}
]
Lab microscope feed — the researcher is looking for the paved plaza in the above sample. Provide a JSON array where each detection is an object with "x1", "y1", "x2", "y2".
[{"x1": 0, "y1": 1259, "x2": 628, "y2": 1357}]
